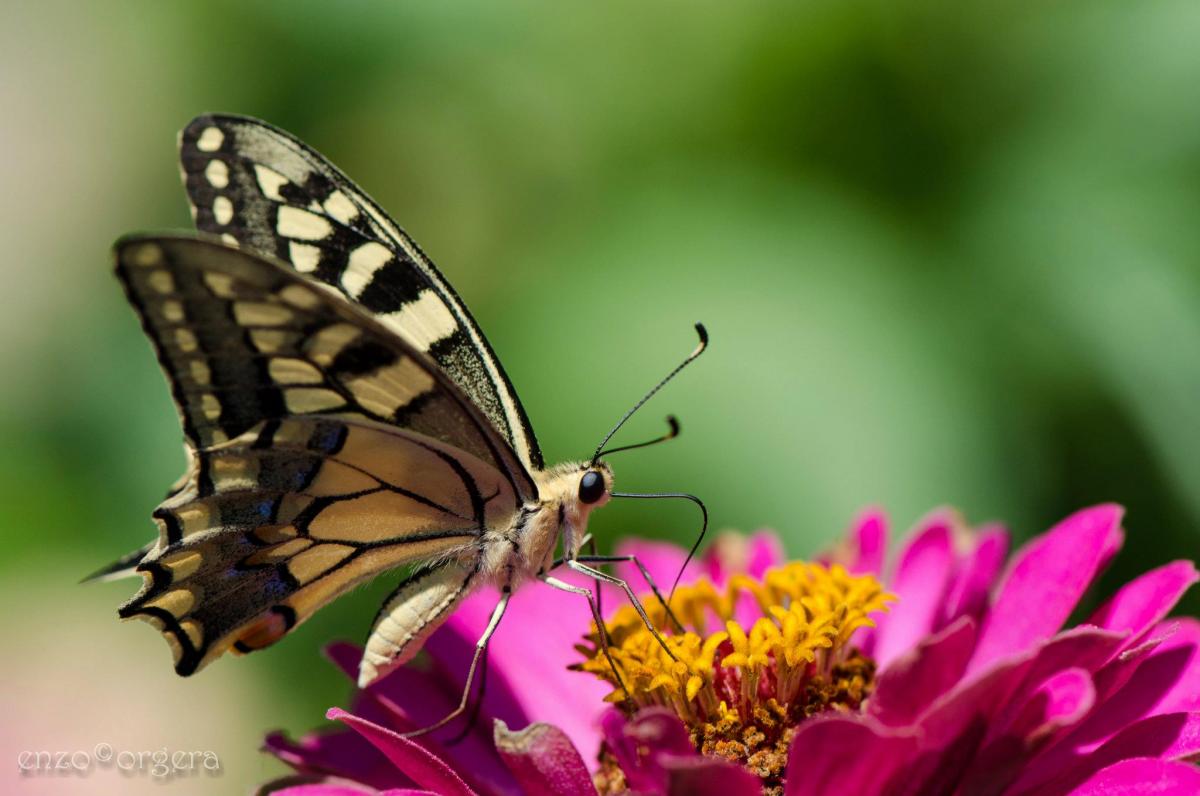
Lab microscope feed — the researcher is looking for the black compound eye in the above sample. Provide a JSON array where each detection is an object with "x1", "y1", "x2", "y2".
[{"x1": 578, "y1": 470, "x2": 606, "y2": 504}]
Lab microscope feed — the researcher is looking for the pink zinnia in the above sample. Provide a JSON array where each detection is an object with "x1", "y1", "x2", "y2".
[{"x1": 261, "y1": 504, "x2": 1200, "y2": 795}]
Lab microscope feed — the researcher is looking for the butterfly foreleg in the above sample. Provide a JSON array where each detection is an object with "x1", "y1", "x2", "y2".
[
  {"x1": 565, "y1": 560, "x2": 678, "y2": 661},
  {"x1": 444, "y1": 639, "x2": 490, "y2": 746},
  {"x1": 568, "y1": 554, "x2": 686, "y2": 634},
  {"x1": 399, "y1": 588, "x2": 510, "y2": 739},
  {"x1": 541, "y1": 575, "x2": 632, "y2": 699},
  {"x1": 585, "y1": 536, "x2": 602, "y2": 622}
]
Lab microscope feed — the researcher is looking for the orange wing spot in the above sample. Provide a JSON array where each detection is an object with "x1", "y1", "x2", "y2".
[{"x1": 233, "y1": 612, "x2": 289, "y2": 653}]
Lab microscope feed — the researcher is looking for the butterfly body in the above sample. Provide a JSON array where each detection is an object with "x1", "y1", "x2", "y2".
[
  {"x1": 361, "y1": 460, "x2": 612, "y2": 686},
  {"x1": 101, "y1": 116, "x2": 680, "y2": 699}
]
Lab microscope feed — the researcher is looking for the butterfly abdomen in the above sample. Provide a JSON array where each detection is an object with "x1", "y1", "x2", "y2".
[{"x1": 359, "y1": 559, "x2": 480, "y2": 687}]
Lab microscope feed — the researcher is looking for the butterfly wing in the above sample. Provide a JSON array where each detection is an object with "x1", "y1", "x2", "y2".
[
  {"x1": 113, "y1": 234, "x2": 528, "y2": 674},
  {"x1": 178, "y1": 113, "x2": 543, "y2": 474}
]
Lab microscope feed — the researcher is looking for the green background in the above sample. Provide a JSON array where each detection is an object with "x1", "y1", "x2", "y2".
[{"x1": 3, "y1": 2, "x2": 1199, "y2": 793}]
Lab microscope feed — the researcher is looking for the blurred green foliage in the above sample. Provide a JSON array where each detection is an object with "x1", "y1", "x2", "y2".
[{"x1": 3, "y1": 1, "x2": 1200, "y2": 792}]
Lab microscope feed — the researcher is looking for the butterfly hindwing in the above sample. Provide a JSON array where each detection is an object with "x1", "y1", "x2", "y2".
[
  {"x1": 178, "y1": 114, "x2": 543, "y2": 473},
  {"x1": 119, "y1": 415, "x2": 514, "y2": 675}
]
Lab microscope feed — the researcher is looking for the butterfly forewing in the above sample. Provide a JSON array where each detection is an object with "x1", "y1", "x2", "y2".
[
  {"x1": 115, "y1": 234, "x2": 532, "y2": 497},
  {"x1": 178, "y1": 114, "x2": 543, "y2": 473},
  {"x1": 111, "y1": 234, "x2": 541, "y2": 674}
]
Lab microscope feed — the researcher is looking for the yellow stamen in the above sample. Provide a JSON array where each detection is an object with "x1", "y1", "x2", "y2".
[{"x1": 577, "y1": 558, "x2": 894, "y2": 791}]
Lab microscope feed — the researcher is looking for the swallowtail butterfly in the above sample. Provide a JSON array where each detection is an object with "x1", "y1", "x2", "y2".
[{"x1": 96, "y1": 115, "x2": 706, "y2": 733}]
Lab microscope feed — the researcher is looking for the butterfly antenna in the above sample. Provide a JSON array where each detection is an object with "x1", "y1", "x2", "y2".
[
  {"x1": 592, "y1": 323, "x2": 708, "y2": 464},
  {"x1": 610, "y1": 490, "x2": 708, "y2": 602},
  {"x1": 596, "y1": 415, "x2": 680, "y2": 459}
]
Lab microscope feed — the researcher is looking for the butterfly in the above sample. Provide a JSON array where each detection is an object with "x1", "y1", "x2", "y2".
[{"x1": 95, "y1": 114, "x2": 707, "y2": 734}]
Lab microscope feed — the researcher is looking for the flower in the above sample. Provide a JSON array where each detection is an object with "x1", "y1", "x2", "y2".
[
  {"x1": 258, "y1": 537, "x2": 770, "y2": 796},
  {"x1": 261, "y1": 506, "x2": 1200, "y2": 795},
  {"x1": 575, "y1": 558, "x2": 894, "y2": 789}
]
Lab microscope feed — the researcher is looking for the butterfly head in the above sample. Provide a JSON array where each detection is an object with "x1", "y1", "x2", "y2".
[
  {"x1": 576, "y1": 462, "x2": 614, "y2": 507},
  {"x1": 535, "y1": 460, "x2": 614, "y2": 513}
]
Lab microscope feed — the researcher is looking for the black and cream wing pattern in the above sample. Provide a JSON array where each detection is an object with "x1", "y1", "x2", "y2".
[
  {"x1": 177, "y1": 114, "x2": 543, "y2": 473},
  {"x1": 110, "y1": 234, "x2": 532, "y2": 676}
]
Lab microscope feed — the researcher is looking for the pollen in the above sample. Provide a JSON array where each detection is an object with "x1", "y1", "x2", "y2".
[{"x1": 576, "y1": 561, "x2": 894, "y2": 794}]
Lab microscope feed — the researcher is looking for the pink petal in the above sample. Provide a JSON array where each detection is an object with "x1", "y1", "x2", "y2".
[
  {"x1": 870, "y1": 616, "x2": 977, "y2": 726},
  {"x1": 846, "y1": 506, "x2": 889, "y2": 575},
  {"x1": 264, "y1": 727, "x2": 414, "y2": 791},
  {"x1": 322, "y1": 643, "x2": 515, "y2": 794},
  {"x1": 1036, "y1": 713, "x2": 1200, "y2": 795},
  {"x1": 746, "y1": 529, "x2": 787, "y2": 577},
  {"x1": 268, "y1": 785, "x2": 436, "y2": 796},
  {"x1": 1005, "y1": 621, "x2": 1200, "y2": 794},
  {"x1": 873, "y1": 512, "x2": 955, "y2": 667},
  {"x1": 968, "y1": 504, "x2": 1125, "y2": 675},
  {"x1": 1144, "y1": 619, "x2": 1200, "y2": 715},
  {"x1": 1057, "y1": 620, "x2": 1200, "y2": 752},
  {"x1": 1070, "y1": 757, "x2": 1200, "y2": 794},
  {"x1": 829, "y1": 508, "x2": 889, "y2": 656},
  {"x1": 981, "y1": 627, "x2": 1128, "y2": 748},
  {"x1": 1008, "y1": 667, "x2": 1096, "y2": 744},
  {"x1": 912, "y1": 627, "x2": 1125, "y2": 788},
  {"x1": 783, "y1": 715, "x2": 918, "y2": 796},
  {"x1": 1092, "y1": 710, "x2": 1200, "y2": 765},
  {"x1": 937, "y1": 525, "x2": 1008, "y2": 630},
  {"x1": 702, "y1": 530, "x2": 785, "y2": 584},
  {"x1": 956, "y1": 668, "x2": 1095, "y2": 795},
  {"x1": 493, "y1": 720, "x2": 596, "y2": 796},
  {"x1": 615, "y1": 538, "x2": 700, "y2": 593},
  {"x1": 435, "y1": 578, "x2": 610, "y2": 762},
  {"x1": 1097, "y1": 518, "x2": 1126, "y2": 574},
  {"x1": 327, "y1": 708, "x2": 477, "y2": 796},
  {"x1": 1087, "y1": 619, "x2": 1200, "y2": 732},
  {"x1": 1088, "y1": 561, "x2": 1199, "y2": 644},
  {"x1": 418, "y1": 604, "x2": 532, "y2": 726},
  {"x1": 601, "y1": 708, "x2": 694, "y2": 794},
  {"x1": 664, "y1": 755, "x2": 763, "y2": 795},
  {"x1": 1089, "y1": 632, "x2": 1173, "y2": 705}
]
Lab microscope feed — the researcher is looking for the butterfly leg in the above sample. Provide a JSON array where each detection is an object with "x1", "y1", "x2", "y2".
[
  {"x1": 586, "y1": 536, "x2": 603, "y2": 626},
  {"x1": 566, "y1": 560, "x2": 678, "y2": 660},
  {"x1": 541, "y1": 575, "x2": 631, "y2": 698},
  {"x1": 445, "y1": 641, "x2": 490, "y2": 746},
  {"x1": 569, "y1": 553, "x2": 686, "y2": 633},
  {"x1": 398, "y1": 588, "x2": 511, "y2": 739},
  {"x1": 547, "y1": 548, "x2": 683, "y2": 633}
]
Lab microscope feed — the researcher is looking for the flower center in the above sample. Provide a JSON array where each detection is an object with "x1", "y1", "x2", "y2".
[{"x1": 576, "y1": 560, "x2": 894, "y2": 793}]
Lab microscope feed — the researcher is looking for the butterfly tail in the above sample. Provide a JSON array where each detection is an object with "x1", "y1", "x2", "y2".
[{"x1": 81, "y1": 542, "x2": 155, "y2": 584}]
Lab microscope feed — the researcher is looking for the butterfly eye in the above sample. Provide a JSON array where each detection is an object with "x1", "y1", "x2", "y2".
[{"x1": 578, "y1": 470, "x2": 606, "y2": 504}]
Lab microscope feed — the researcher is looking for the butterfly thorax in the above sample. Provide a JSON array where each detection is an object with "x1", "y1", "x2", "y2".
[{"x1": 479, "y1": 461, "x2": 613, "y2": 588}]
